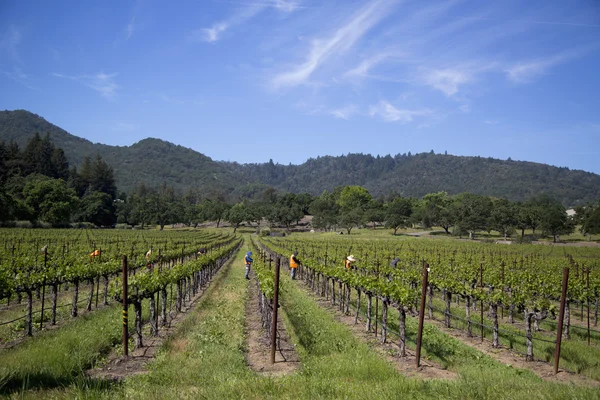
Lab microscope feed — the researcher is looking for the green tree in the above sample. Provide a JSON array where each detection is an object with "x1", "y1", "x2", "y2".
[
  {"x1": 74, "y1": 190, "x2": 116, "y2": 226},
  {"x1": 23, "y1": 175, "x2": 78, "y2": 225},
  {"x1": 385, "y1": 197, "x2": 412, "y2": 234},
  {"x1": 491, "y1": 198, "x2": 516, "y2": 240},
  {"x1": 226, "y1": 203, "x2": 247, "y2": 233},
  {"x1": 309, "y1": 191, "x2": 340, "y2": 230},
  {"x1": 365, "y1": 200, "x2": 386, "y2": 229},
  {"x1": 418, "y1": 192, "x2": 454, "y2": 233},
  {"x1": 337, "y1": 185, "x2": 372, "y2": 234},
  {"x1": 581, "y1": 202, "x2": 600, "y2": 240},
  {"x1": 535, "y1": 194, "x2": 573, "y2": 242},
  {"x1": 452, "y1": 193, "x2": 493, "y2": 239}
]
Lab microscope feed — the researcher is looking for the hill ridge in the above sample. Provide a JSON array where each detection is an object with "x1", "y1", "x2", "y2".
[{"x1": 1, "y1": 109, "x2": 598, "y2": 206}]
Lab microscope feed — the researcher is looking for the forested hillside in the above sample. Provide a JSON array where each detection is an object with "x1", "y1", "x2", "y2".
[{"x1": 2, "y1": 110, "x2": 599, "y2": 206}]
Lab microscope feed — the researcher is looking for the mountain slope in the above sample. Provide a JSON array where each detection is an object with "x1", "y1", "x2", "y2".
[
  {"x1": 0, "y1": 110, "x2": 242, "y2": 194},
  {"x1": 1, "y1": 110, "x2": 599, "y2": 206}
]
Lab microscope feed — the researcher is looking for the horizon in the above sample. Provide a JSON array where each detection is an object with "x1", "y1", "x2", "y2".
[{"x1": 1, "y1": 1, "x2": 599, "y2": 174}]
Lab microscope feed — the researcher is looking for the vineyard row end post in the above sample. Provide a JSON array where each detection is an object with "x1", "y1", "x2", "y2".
[
  {"x1": 122, "y1": 255, "x2": 129, "y2": 357},
  {"x1": 270, "y1": 256, "x2": 281, "y2": 364},
  {"x1": 554, "y1": 267, "x2": 569, "y2": 374}
]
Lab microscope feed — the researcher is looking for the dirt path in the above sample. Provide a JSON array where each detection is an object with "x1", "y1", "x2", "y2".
[
  {"x1": 426, "y1": 317, "x2": 600, "y2": 387},
  {"x1": 243, "y1": 271, "x2": 300, "y2": 376},
  {"x1": 296, "y1": 280, "x2": 456, "y2": 380}
]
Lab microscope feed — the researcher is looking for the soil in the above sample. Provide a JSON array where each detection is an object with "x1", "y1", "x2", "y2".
[
  {"x1": 425, "y1": 317, "x2": 600, "y2": 387},
  {"x1": 297, "y1": 281, "x2": 456, "y2": 380},
  {"x1": 243, "y1": 272, "x2": 300, "y2": 376}
]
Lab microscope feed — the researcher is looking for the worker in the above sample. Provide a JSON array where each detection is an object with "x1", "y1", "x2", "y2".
[
  {"x1": 345, "y1": 255, "x2": 356, "y2": 269},
  {"x1": 90, "y1": 249, "x2": 101, "y2": 259},
  {"x1": 244, "y1": 251, "x2": 253, "y2": 280},
  {"x1": 289, "y1": 251, "x2": 301, "y2": 280}
]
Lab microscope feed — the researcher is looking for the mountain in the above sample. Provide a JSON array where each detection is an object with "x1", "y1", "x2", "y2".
[
  {"x1": 1, "y1": 110, "x2": 599, "y2": 206},
  {"x1": 0, "y1": 110, "x2": 242, "y2": 194}
]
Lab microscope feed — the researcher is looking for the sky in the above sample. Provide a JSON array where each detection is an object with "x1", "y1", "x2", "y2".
[{"x1": 1, "y1": 0, "x2": 599, "y2": 173}]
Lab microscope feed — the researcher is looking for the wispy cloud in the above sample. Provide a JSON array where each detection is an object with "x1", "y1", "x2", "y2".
[
  {"x1": 53, "y1": 72, "x2": 119, "y2": 98},
  {"x1": 330, "y1": 105, "x2": 358, "y2": 120},
  {"x1": 484, "y1": 119, "x2": 499, "y2": 125},
  {"x1": 344, "y1": 52, "x2": 403, "y2": 79},
  {"x1": 369, "y1": 100, "x2": 432, "y2": 123},
  {"x1": 420, "y1": 67, "x2": 472, "y2": 97},
  {"x1": 272, "y1": 0, "x2": 396, "y2": 88},
  {"x1": 0, "y1": 26, "x2": 37, "y2": 89},
  {"x1": 194, "y1": 0, "x2": 299, "y2": 43},
  {"x1": 126, "y1": 16, "x2": 136, "y2": 39},
  {"x1": 0, "y1": 26, "x2": 22, "y2": 62},
  {"x1": 506, "y1": 46, "x2": 597, "y2": 83}
]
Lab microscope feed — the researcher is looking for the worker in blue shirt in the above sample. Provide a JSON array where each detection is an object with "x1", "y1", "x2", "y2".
[{"x1": 244, "y1": 251, "x2": 253, "y2": 280}]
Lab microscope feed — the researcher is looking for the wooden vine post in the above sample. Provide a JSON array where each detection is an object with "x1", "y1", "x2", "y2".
[
  {"x1": 554, "y1": 267, "x2": 569, "y2": 374},
  {"x1": 270, "y1": 256, "x2": 281, "y2": 364},
  {"x1": 39, "y1": 249, "x2": 47, "y2": 330},
  {"x1": 416, "y1": 262, "x2": 429, "y2": 368},
  {"x1": 480, "y1": 262, "x2": 484, "y2": 342},
  {"x1": 122, "y1": 255, "x2": 129, "y2": 357}
]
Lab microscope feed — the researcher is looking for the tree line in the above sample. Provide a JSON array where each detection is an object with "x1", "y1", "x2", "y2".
[
  {"x1": 0, "y1": 133, "x2": 117, "y2": 226},
  {"x1": 1, "y1": 135, "x2": 599, "y2": 240}
]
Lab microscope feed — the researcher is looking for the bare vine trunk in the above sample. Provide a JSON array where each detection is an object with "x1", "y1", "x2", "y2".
[
  {"x1": 491, "y1": 303, "x2": 499, "y2": 348},
  {"x1": 525, "y1": 311, "x2": 534, "y2": 361},
  {"x1": 134, "y1": 301, "x2": 143, "y2": 348},
  {"x1": 366, "y1": 293, "x2": 373, "y2": 332},
  {"x1": 355, "y1": 289, "x2": 361, "y2": 324},
  {"x1": 444, "y1": 289, "x2": 452, "y2": 328},
  {"x1": 380, "y1": 298, "x2": 388, "y2": 343},
  {"x1": 51, "y1": 283, "x2": 58, "y2": 325},
  {"x1": 71, "y1": 279, "x2": 79, "y2": 317},
  {"x1": 466, "y1": 296, "x2": 472, "y2": 337},
  {"x1": 563, "y1": 300, "x2": 570, "y2": 339},
  {"x1": 399, "y1": 307, "x2": 406, "y2": 357}
]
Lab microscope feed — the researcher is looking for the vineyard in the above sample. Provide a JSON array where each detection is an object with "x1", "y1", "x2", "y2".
[
  {"x1": 2, "y1": 229, "x2": 600, "y2": 399},
  {"x1": 257, "y1": 235, "x2": 600, "y2": 378},
  {"x1": 0, "y1": 228, "x2": 240, "y2": 347}
]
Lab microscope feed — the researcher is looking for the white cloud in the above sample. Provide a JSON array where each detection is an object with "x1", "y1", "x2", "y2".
[
  {"x1": 344, "y1": 52, "x2": 400, "y2": 79},
  {"x1": 421, "y1": 67, "x2": 471, "y2": 97},
  {"x1": 196, "y1": 0, "x2": 300, "y2": 43},
  {"x1": 368, "y1": 100, "x2": 432, "y2": 123},
  {"x1": 272, "y1": 0, "x2": 300, "y2": 13},
  {"x1": 272, "y1": 0, "x2": 396, "y2": 88},
  {"x1": 53, "y1": 72, "x2": 119, "y2": 98},
  {"x1": 506, "y1": 46, "x2": 597, "y2": 83},
  {"x1": 0, "y1": 26, "x2": 21, "y2": 62},
  {"x1": 126, "y1": 16, "x2": 136, "y2": 39},
  {"x1": 201, "y1": 23, "x2": 229, "y2": 43},
  {"x1": 484, "y1": 119, "x2": 499, "y2": 125},
  {"x1": 330, "y1": 105, "x2": 358, "y2": 120}
]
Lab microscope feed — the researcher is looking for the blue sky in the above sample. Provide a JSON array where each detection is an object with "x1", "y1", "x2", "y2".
[{"x1": 1, "y1": 0, "x2": 599, "y2": 173}]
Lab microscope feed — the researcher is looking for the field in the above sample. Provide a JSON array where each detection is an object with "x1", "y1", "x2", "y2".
[{"x1": 1, "y1": 228, "x2": 600, "y2": 399}]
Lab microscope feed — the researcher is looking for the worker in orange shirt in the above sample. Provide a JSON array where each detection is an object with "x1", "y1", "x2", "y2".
[
  {"x1": 289, "y1": 251, "x2": 301, "y2": 280},
  {"x1": 89, "y1": 249, "x2": 101, "y2": 259}
]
